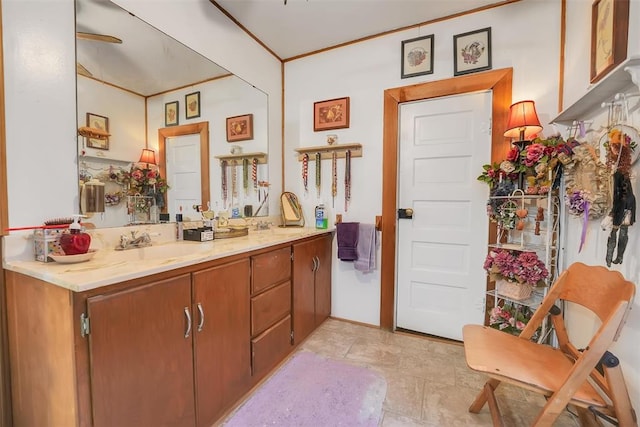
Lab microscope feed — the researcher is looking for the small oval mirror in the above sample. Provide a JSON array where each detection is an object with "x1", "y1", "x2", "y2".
[{"x1": 280, "y1": 192, "x2": 305, "y2": 227}]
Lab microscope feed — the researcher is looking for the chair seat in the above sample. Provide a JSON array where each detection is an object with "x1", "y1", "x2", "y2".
[{"x1": 463, "y1": 325, "x2": 606, "y2": 408}]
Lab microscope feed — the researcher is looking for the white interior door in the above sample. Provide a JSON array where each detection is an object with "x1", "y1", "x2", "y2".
[
  {"x1": 396, "y1": 91, "x2": 491, "y2": 341},
  {"x1": 166, "y1": 134, "x2": 201, "y2": 221}
]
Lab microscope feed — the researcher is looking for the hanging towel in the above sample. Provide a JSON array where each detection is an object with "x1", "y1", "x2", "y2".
[
  {"x1": 355, "y1": 223, "x2": 377, "y2": 273},
  {"x1": 336, "y1": 222, "x2": 359, "y2": 261}
]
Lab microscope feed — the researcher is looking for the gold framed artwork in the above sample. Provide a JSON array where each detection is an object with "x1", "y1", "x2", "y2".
[
  {"x1": 453, "y1": 27, "x2": 492, "y2": 76},
  {"x1": 401, "y1": 34, "x2": 434, "y2": 79},
  {"x1": 590, "y1": 0, "x2": 629, "y2": 83},
  {"x1": 313, "y1": 97, "x2": 350, "y2": 131},
  {"x1": 165, "y1": 101, "x2": 179, "y2": 127},
  {"x1": 185, "y1": 91, "x2": 200, "y2": 119},
  {"x1": 85, "y1": 113, "x2": 109, "y2": 150},
  {"x1": 226, "y1": 114, "x2": 254, "y2": 142}
]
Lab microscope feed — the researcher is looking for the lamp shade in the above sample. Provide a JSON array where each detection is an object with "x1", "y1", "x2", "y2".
[
  {"x1": 139, "y1": 148, "x2": 157, "y2": 165},
  {"x1": 504, "y1": 100, "x2": 542, "y2": 140}
]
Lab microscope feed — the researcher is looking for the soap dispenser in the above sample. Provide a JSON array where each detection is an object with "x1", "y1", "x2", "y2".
[{"x1": 59, "y1": 215, "x2": 91, "y2": 255}]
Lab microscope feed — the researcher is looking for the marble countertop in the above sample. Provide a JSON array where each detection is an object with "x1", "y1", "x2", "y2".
[{"x1": 3, "y1": 227, "x2": 332, "y2": 292}]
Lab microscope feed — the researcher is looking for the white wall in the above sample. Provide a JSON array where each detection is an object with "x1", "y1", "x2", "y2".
[
  {"x1": 284, "y1": 0, "x2": 562, "y2": 325},
  {"x1": 560, "y1": 0, "x2": 640, "y2": 407}
]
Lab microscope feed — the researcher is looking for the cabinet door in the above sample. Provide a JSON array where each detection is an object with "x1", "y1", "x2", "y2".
[
  {"x1": 87, "y1": 274, "x2": 195, "y2": 427},
  {"x1": 292, "y1": 239, "x2": 318, "y2": 344},
  {"x1": 314, "y1": 234, "x2": 333, "y2": 325},
  {"x1": 193, "y1": 259, "x2": 251, "y2": 427}
]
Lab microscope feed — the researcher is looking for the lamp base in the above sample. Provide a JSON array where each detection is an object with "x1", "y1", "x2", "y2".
[{"x1": 512, "y1": 139, "x2": 531, "y2": 151}]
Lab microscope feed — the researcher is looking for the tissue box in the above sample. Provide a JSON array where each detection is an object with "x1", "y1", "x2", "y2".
[
  {"x1": 33, "y1": 228, "x2": 65, "y2": 262},
  {"x1": 183, "y1": 227, "x2": 214, "y2": 242}
]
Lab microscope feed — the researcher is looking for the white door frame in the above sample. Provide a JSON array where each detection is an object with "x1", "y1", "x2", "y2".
[{"x1": 379, "y1": 68, "x2": 513, "y2": 330}]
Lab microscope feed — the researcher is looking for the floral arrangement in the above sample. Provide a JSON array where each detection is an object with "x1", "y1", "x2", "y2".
[
  {"x1": 489, "y1": 302, "x2": 536, "y2": 337},
  {"x1": 564, "y1": 189, "x2": 591, "y2": 216},
  {"x1": 483, "y1": 248, "x2": 549, "y2": 287},
  {"x1": 109, "y1": 166, "x2": 169, "y2": 195}
]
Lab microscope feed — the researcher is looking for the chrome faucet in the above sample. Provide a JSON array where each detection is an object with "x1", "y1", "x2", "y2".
[{"x1": 116, "y1": 231, "x2": 152, "y2": 250}]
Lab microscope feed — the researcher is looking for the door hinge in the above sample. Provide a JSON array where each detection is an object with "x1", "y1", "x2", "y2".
[{"x1": 80, "y1": 313, "x2": 90, "y2": 337}]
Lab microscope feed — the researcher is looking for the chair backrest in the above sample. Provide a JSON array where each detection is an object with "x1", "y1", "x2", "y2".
[{"x1": 556, "y1": 263, "x2": 635, "y2": 327}]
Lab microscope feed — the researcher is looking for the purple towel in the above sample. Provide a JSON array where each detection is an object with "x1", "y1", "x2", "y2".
[
  {"x1": 355, "y1": 224, "x2": 377, "y2": 273},
  {"x1": 337, "y1": 222, "x2": 359, "y2": 261}
]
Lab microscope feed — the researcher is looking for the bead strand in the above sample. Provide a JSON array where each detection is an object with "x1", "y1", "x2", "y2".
[
  {"x1": 302, "y1": 153, "x2": 309, "y2": 193},
  {"x1": 315, "y1": 152, "x2": 321, "y2": 198}
]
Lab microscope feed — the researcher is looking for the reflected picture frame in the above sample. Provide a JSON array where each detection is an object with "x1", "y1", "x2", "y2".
[
  {"x1": 226, "y1": 113, "x2": 254, "y2": 142},
  {"x1": 313, "y1": 97, "x2": 350, "y2": 131},
  {"x1": 165, "y1": 101, "x2": 179, "y2": 127},
  {"x1": 185, "y1": 91, "x2": 201, "y2": 119},
  {"x1": 401, "y1": 34, "x2": 434, "y2": 79},
  {"x1": 85, "y1": 113, "x2": 109, "y2": 150},
  {"x1": 453, "y1": 27, "x2": 492, "y2": 76},
  {"x1": 590, "y1": 0, "x2": 629, "y2": 83}
]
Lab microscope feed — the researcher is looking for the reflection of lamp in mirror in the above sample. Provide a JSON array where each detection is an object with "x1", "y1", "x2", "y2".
[
  {"x1": 139, "y1": 148, "x2": 157, "y2": 168},
  {"x1": 504, "y1": 100, "x2": 542, "y2": 150}
]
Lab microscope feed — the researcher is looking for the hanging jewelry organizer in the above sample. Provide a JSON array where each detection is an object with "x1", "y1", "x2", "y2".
[{"x1": 293, "y1": 142, "x2": 362, "y2": 160}]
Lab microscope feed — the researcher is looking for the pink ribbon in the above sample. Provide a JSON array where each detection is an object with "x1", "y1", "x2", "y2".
[{"x1": 579, "y1": 201, "x2": 590, "y2": 252}]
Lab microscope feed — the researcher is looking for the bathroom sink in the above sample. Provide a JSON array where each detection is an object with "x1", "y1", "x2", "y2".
[{"x1": 100, "y1": 242, "x2": 209, "y2": 263}]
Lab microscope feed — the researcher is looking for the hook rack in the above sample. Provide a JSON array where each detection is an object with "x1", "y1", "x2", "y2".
[
  {"x1": 214, "y1": 151, "x2": 268, "y2": 164},
  {"x1": 294, "y1": 143, "x2": 362, "y2": 161}
]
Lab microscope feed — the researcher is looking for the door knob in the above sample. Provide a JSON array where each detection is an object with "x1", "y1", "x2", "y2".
[{"x1": 398, "y1": 208, "x2": 413, "y2": 219}]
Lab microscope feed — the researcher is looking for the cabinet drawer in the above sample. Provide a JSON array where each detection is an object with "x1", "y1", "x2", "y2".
[
  {"x1": 251, "y1": 247, "x2": 291, "y2": 294},
  {"x1": 251, "y1": 315, "x2": 292, "y2": 380},
  {"x1": 251, "y1": 280, "x2": 291, "y2": 337}
]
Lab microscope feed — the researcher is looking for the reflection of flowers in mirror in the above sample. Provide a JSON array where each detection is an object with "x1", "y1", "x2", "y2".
[{"x1": 109, "y1": 167, "x2": 169, "y2": 195}]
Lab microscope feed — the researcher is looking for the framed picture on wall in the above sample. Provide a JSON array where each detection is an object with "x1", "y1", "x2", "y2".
[
  {"x1": 185, "y1": 91, "x2": 200, "y2": 119},
  {"x1": 165, "y1": 101, "x2": 179, "y2": 127},
  {"x1": 226, "y1": 114, "x2": 254, "y2": 142},
  {"x1": 85, "y1": 113, "x2": 109, "y2": 150},
  {"x1": 401, "y1": 34, "x2": 434, "y2": 79},
  {"x1": 590, "y1": 0, "x2": 629, "y2": 83},
  {"x1": 453, "y1": 27, "x2": 492, "y2": 76},
  {"x1": 313, "y1": 97, "x2": 350, "y2": 131}
]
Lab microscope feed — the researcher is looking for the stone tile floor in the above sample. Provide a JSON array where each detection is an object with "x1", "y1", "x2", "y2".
[{"x1": 293, "y1": 318, "x2": 582, "y2": 426}]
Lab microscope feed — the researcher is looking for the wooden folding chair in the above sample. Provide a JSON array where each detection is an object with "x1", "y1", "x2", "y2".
[{"x1": 463, "y1": 262, "x2": 637, "y2": 426}]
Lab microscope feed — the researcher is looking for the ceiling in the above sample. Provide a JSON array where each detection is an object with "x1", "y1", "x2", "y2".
[
  {"x1": 214, "y1": 0, "x2": 514, "y2": 60},
  {"x1": 75, "y1": 0, "x2": 514, "y2": 95}
]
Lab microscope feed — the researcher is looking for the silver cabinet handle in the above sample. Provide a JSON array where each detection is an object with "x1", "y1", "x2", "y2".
[
  {"x1": 184, "y1": 307, "x2": 192, "y2": 338},
  {"x1": 314, "y1": 256, "x2": 320, "y2": 271},
  {"x1": 312, "y1": 256, "x2": 318, "y2": 272},
  {"x1": 197, "y1": 302, "x2": 205, "y2": 332}
]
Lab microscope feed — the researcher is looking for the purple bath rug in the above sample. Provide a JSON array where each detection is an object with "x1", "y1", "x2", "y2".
[{"x1": 223, "y1": 351, "x2": 387, "y2": 426}]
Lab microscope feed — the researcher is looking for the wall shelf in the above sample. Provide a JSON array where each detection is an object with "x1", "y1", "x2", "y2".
[
  {"x1": 214, "y1": 151, "x2": 267, "y2": 164},
  {"x1": 80, "y1": 155, "x2": 131, "y2": 165},
  {"x1": 294, "y1": 143, "x2": 362, "y2": 161},
  {"x1": 552, "y1": 56, "x2": 640, "y2": 125}
]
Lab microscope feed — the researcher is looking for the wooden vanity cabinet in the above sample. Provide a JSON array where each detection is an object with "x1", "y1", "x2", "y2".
[
  {"x1": 86, "y1": 274, "x2": 196, "y2": 427},
  {"x1": 292, "y1": 233, "x2": 333, "y2": 344},
  {"x1": 250, "y1": 247, "x2": 293, "y2": 381}
]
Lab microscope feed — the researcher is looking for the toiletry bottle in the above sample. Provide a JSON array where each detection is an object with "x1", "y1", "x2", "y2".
[
  {"x1": 59, "y1": 215, "x2": 91, "y2": 255},
  {"x1": 315, "y1": 204, "x2": 327, "y2": 229},
  {"x1": 176, "y1": 214, "x2": 184, "y2": 241}
]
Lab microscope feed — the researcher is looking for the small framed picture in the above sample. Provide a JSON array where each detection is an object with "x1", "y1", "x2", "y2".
[
  {"x1": 85, "y1": 113, "x2": 109, "y2": 150},
  {"x1": 313, "y1": 97, "x2": 350, "y2": 132},
  {"x1": 590, "y1": 0, "x2": 629, "y2": 83},
  {"x1": 226, "y1": 114, "x2": 254, "y2": 142},
  {"x1": 401, "y1": 34, "x2": 434, "y2": 79},
  {"x1": 453, "y1": 27, "x2": 492, "y2": 76},
  {"x1": 165, "y1": 101, "x2": 179, "y2": 127},
  {"x1": 185, "y1": 91, "x2": 200, "y2": 119}
]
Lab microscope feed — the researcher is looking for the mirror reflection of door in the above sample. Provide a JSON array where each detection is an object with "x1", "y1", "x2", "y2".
[{"x1": 166, "y1": 134, "x2": 202, "y2": 221}]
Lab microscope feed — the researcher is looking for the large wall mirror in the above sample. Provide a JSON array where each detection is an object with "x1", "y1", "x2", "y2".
[{"x1": 75, "y1": 0, "x2": 269, "y2": 228}]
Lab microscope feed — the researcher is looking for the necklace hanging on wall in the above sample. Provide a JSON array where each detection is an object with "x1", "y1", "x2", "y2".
[
  {"x1": 315, "y1": 152, "x2": 321, "y2": 198},
  {"x1": 221, "y1": 160, "x2": 228, "y2": 209},
  {"x1": 242, "y1": 158, "x2": 249, "y2": 196},
  {"x1": 231, "y1": 160, "x2": 238, "y2": 203},
  {"x1": 345, "y1": 149, "x2": 351, "y2": 211},
  {"x1": 302, "y1": 153, "x2": 309, "y2": 193},
  {"x1": 331, "y1": 151, "x2": 337, "y2": 208},
  {"x1": 252, "y1": 158, "x2": 258, "y2": 192}
]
